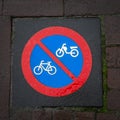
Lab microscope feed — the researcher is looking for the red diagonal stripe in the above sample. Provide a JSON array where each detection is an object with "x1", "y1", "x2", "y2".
[{"x1": 37, "y1": 41, "x2": 77, "y2": 81}]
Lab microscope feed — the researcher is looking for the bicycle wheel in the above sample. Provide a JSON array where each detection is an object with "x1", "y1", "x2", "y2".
[
  {"x1": 48, "y1": 66, "x2": 57, "y2": 75},
  {"x1": 33, "y1": 66, "x2": 43, "y2": 75},
  {"x1": 70, "y1": 49, "x2": 79, "y2": 57}
]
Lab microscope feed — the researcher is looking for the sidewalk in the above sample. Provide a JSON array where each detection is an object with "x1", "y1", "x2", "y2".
[{"x1": 0, "y1": 0, "x2": 120, "y2": 120}]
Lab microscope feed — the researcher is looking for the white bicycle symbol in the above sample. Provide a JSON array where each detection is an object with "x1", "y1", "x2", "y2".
[
  {"x1": 33, "y1": 60, "x2": 57, "y2": 75},
  {"x1": 56, "y1": 43, "x2": 79, "y2": 57}
]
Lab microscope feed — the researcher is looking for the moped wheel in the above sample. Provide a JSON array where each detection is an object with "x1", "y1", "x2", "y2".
[
  {"x1": 70, "y1": 49, "x2": 79, "y2": 57},
  {"x1": 56, "y1": 49, "x2": 64, "y2": 57},
  {"x1": 48, "y1": 66, "x2": 57, "y2": 75},
  {"x1": 33, "y1": 66, "x2": 43, "y2": 75}
]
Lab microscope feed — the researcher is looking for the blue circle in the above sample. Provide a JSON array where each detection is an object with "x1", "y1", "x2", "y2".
[{"x1": 30, "y1": 35, "x2": 83, "y2": 88}]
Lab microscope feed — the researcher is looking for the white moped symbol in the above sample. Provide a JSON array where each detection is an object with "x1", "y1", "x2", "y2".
[
  {"x1": 33, "y1": 60, "x2": 57, "y2": 75},
  {"x1": 56, "y1": 43, "x2": 79, "y2": 57}
]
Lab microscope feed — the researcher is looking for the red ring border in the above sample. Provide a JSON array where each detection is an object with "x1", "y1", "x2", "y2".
[{"x1": 21, "y1": 26, "x2": 92, "y2": 97}]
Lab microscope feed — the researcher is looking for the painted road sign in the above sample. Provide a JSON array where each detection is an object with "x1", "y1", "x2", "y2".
[
  {"x1": 12, "y1": 18, "x2": 102, "y2": 107},
  {"x1": 21, "y1": 26, "x2": 92, "y2": 97}
]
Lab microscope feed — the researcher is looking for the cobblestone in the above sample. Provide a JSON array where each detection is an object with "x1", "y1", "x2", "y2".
[
  {"x1": 3, "y1": 0, "x2": 63, "y2": 16},
  {"x1": 53, "y1": 110, "x2": 73, "y2": 120},
  {"x1": 107, "y1": 68, "x2": 120, "y2": 89},
  {"x1": 75, "y1": 112, "x2": 95, "y2": 120},
  {"x1": 104, "y1": 16, "x2": 120, "y2": 45},
  {"x1": 96, "y1": 113, "x2": 118, "y2": 120},
  {"x1": 106, "y1": 47, "x2": 120, "y2": 68},
  {"x1": 107, "y1": 90, "x2": 120, "y2": 110},
  {"x1": 32, "y1": 110, "x2": 52, "y2": 120},
  {"x1": 65, "y1": 0, "x2": 120, "y2": 16},
  {"x1": 0, "y1": 0, "x2": 2, "y2": 15},
  {"x1": 0, "y1": 16, "x2": 11, "y2": 120},
  {"x1": 12, "y1": 111, "x2": 32, "y2": 120}
]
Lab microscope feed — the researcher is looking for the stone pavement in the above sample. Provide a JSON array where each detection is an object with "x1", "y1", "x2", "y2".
[{"x1": 0, "y1": 0, "x2": 120, "y2": 120}]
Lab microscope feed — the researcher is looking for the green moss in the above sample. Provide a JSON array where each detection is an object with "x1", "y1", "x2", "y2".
[
  {"x1": 62, "y1": 107, "x2": 97, "y2": 112},
  {"x1": 97, "y1": 15, "x2": 108, "y2": 112}
]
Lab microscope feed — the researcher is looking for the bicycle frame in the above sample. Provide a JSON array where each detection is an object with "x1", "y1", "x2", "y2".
[{"x1": 39, "y1": 62, "x2": 51, "y2": 71}]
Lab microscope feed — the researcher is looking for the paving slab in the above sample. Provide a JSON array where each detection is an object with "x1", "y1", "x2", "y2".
[
  {"x1": 65, "y1": 0, "x2": 120, "y2": 16},
  {"x1": 106, "y1": 47, "x2": 120, "y2": 68},
  {"x1": 0, "y1": 16, "x2": 11, "y2": 120},
  {"x1": 3, "y1": 0, "x2": 63, "y2": 16},
  {"x1": 104, "y1": 16, "x2": 120, "y2": 45},
  {"x1": 107, "y1": 68, "x2": 120, "y2": 89},
  {"x1": 107, "y1": 90, "x2": 120, "y2": 110},
  {"x1": 11, "y1": 18, "x2": 102, "y2": 107}
]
